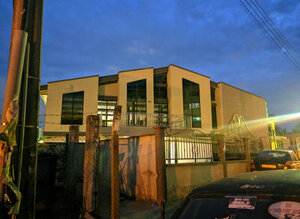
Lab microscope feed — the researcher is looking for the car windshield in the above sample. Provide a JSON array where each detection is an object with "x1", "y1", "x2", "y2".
[
  {"x1": 257, "y1": 151, "x2": 291, "y2": 161},
  {"x1": 178, "y1": 198, "x2": 300, "y2": 219}
]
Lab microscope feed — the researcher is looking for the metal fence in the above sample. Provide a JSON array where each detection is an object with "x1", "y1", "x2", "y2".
[
  {"x1": 224, "y1": 138, "x2": 245, "y2": 160},
  {"x1": 250, "y1": 139, "x2": 263, "y2": 158},
  {"x1": 99, "y1": 112, "x2": 195, "y2": 129},
  {"x1": 165, "y1": 137, "x2": 217, "y2": 164}
]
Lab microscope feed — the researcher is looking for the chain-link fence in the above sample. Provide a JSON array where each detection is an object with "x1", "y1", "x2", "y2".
[{"x1": 37, "y1": 141, "x2": 84, "y2": 218}]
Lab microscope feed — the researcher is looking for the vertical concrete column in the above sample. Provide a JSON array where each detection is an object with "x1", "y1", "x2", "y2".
[
  {"x1": 243, "y1": 137, "x2": 250, "y2": 160},
  {"x1": 83, "y1": 115, "x2": 99, "y2": 213},
  {"x1": 65, "y1": 125, "x2": 79, "y2": 192},
  {"x1": 69, "y1": 125, "x2": 79, "y2": 142},
  {"x1": 154, "y1": 126, "x2": 166, "y2": 204},
  {"x1": 217, "y1": 135, "x2": 227, "y2": 177},
  {"x1": 111, "y1": 106, "x2": 122, "y2": 219}
]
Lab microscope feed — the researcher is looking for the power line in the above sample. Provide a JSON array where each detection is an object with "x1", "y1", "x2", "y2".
[
  {"x1": 251, "y1": 0, "x2": 297, "y2": 55},
  {"x1": 240, "y1": 0, "x2": 300, "y2": 69},
  {"x1": 248, "y1": 0, "x2": 299, "y2": 65}
]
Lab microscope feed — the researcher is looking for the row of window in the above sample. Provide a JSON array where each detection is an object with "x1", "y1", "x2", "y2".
[{"x1": 60, "y1": 78, "x2": 217, "y2": 129}]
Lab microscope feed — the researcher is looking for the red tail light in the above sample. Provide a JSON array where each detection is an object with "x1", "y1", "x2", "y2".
[{"x1": 250, "y1": 160, "x2": 256, "y2": 171}]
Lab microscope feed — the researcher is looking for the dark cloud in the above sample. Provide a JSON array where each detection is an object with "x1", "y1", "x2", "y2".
[{"x1": 272, "y1": 0, "x2": 300, "y2": 14}]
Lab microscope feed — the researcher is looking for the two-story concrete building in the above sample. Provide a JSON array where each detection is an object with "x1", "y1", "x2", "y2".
[{"x1": 40, "y1": 64, "x2": 269, "y2": 143}]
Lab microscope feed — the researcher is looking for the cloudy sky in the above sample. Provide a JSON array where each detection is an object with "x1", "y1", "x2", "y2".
[{"x1": 0, "y1": 0, "x2": 300, "y2": 130}]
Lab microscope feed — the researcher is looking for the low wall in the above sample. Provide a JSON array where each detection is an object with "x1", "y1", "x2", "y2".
[
  {"x1": 166, "y1": 160, "x2": 250, "y2": 200},
  {"x1": 226, "y1": 160, "x2": 250, "y2": 177},
  {"x1": 119, "y1": 135, "x2": 157, "y2": 202}
]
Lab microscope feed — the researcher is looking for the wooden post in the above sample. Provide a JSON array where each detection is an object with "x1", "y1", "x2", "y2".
[
  {"x1": 217, "y1": 135, "x2": 227, "y2": 177},
  {"x1": 83, "y1": 116, "x2": 99, "y2": 214},
  {"x1": 111, "y1": 106, "x2": 121, "y2": 219},
  {"x1": 154, "y1": 126, "x2": 166, "y2": 204}
]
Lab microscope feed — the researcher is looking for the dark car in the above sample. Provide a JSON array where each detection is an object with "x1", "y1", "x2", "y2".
[
  {"x1": 171, "y1": 170, "x2": 300, "y2": 219},
  {"x1": 251, "y1": 150, "x2": 300, "y2": 171}
]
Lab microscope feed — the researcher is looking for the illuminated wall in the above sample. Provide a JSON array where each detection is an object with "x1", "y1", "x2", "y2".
[
  {"x1": 216, "y1": 82, "x2": 268, "y2": 138},
  {"x1": 44, "y1": 76, "x2": 99, "y2": 135}
]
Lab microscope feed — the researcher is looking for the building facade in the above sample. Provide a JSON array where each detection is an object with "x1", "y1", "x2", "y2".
[{"x1": 40, "y1": 64, "x2": 269, "y2": 142}]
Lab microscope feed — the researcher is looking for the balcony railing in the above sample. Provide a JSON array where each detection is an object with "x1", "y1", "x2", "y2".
[{"x1": 99, "y1": 112, "x2": 195, "y2": 128}]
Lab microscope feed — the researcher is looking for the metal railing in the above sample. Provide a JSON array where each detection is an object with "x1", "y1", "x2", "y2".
[
  {"x1": 165, "y1": 137, "x2": 216, "y2": 164},
  {"x1": 99, "y1": 112, "x2": 195, "y2": 129},
  {"x1": 224, "y1": 138, "x2": 245, "y2": 160}
]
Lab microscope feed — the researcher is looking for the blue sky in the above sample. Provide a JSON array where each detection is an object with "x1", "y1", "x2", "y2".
[{"x1": 0, "y1": 0, "x2": 300, "y2": 130}]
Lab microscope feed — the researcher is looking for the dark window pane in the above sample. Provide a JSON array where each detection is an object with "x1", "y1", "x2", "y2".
[
  {"x1": 212, "y1": 104, "x2": 217, "y2": 129},
  {"x1": 127, "y1": 79, "x2": 147, "y2": 126},
  {"x1": 61, "y1": 91, "x2": 84, "y2": 125},
  {"x1": 182, "y1": 78, "x2": 201, "y2": 128},
  {"x1": 211, "y1": 87, "x2": 216, "y2": 101},
  {"x1": 154, "y1": 73, "x2": 168, "y2": 126}
]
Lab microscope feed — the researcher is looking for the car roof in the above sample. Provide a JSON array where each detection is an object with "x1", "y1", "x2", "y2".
[
  {"x1": 259, "y1": 150, "x2": 293, "y2": 153},
  {"x1": 190, "y1": 170, "x2": 300, "y2": 196}
]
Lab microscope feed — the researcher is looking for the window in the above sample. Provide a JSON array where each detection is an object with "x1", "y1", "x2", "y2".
[
  {"x1": 212, "y1": 103, "x2": 217, "y2": 129},
  {"x1": 127, "y1": 79, "x2": 147, "y2": 126},
  {"x1": 154, "y1": 73, "x2": 168, "y2": 126},
  {"x1": 98, "y1": 96, "x2": 117, "y2": 127},
  {"x1": 61, "y1": 91, "x2": 84, "y2": 125},
  {"x1": 211, "y1": 87, "x2": 216, "y2": 101},
  {"x1": 182, "y1": 79, "x2": 201, "y2": 128}
]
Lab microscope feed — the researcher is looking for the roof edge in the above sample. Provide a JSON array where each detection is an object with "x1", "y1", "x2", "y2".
[
  {"x1": 169, "y1": 64, "x2": 210, "y2": 79},
  {"x1": 218, "y1": 82, "x2": 266, "y2": 100}
]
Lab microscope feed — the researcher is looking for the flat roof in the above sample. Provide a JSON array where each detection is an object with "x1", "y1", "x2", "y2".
[{"x1": 47, "y1": 75, "x2": 99, "y2": 84}]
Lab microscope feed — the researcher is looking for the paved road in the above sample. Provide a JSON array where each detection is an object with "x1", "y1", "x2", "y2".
[{"x1": 120, "y1": 199, "x2": 183, "y2": 219}]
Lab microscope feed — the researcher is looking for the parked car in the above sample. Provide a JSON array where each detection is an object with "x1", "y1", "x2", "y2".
[
  {"x1": 251, "y1": 150, "x2": 300, "y2": 171},
  {"x1": 171, "y1": 170, "x2": 300, "y2": 219}
]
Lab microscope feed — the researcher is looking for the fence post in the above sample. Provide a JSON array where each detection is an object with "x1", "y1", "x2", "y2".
[
  {"x1": 243, "y1": 137, "x2": 250, "y2": 160},
  {"x1": 217, "y1": 135, "x2": 227, "y2": 177},
  {"x1": 83, "y1": 115, "x2": 99, "y2": 214},
  {"x1": 111, "y1": 106, "x2": 122, "y2": 219},
  {"x1": 154, "y1": 126, "x2": 167, "y2": 204},
  {"x1": 65, "y1": 125, "x2": 79, "y2": 192}
]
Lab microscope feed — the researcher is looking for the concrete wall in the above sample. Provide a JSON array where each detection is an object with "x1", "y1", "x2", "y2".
[
  {"x1": 98, "y1": 82, "x2": 118, "y2": 97},
  {"x1": 217, "y1": 83, "x2": 268, "y2": 138},
  {"x1": 119, "y1": 135, "x2": 157, "y2": 201},
  {"x1": 167, "y1": 65, "x2": 212, "y2": 133},
  {"x1": 118, "y1": 68, "x2": 154, "y2": 125},
  {"x1": 44, "y1": 76, "x2": 99, "y2": 133},
  {"x1": 166, "y1": 160, "x2": 250, "y2": 200}
]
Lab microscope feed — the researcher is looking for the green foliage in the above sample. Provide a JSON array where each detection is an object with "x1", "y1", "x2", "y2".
[
  {"x1": 292, "y1": 122, "x2": 300, "y2": 133},
  {"x1": 268, "y1": 113, "x2": 288, "y2": 136}
]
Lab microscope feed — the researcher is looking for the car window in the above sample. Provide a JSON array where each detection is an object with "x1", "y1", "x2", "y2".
[
  {"x1": 289, "y1": 152, "x2": 299, "y2": 161},
  {"x1": 257, "y1": 151, "x2": 290, "y2": 161},
  {"x1": 178, "y1": 198, "x2": 300, "y2": 219}
]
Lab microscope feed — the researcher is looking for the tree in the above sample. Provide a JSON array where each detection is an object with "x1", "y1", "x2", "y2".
[
  {"x1": 292, "y1": 122, "x2": 300, "y2": 133},
  {"x1": 268, "y1": 114, "x2": 288, "y2": 136}
]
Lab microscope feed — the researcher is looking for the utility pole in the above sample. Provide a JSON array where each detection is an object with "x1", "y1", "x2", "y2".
[
  {"x1": 18, "y1": 0, "x2": 44, "y2": 218},
  {"x1": 0, "y1": 0, "x2": 44, "y2": 218},
  {"x1": 0, "y1": 0, "x2": 28, "y2": 218}
]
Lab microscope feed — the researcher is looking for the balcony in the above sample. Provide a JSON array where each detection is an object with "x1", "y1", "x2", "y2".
[{"x1": 99, "y1": 112, "x2": 196, "y2": 129}]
